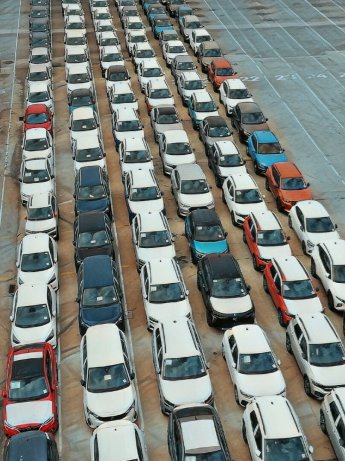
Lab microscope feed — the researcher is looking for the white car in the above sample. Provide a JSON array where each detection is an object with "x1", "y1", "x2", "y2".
[
  {"x1": 69, "y1": 106, "x2": 100, "y2": 144},
  {"x1": 19, "y1": 158, "x2": 55, "y2": 206},
  {"x1": 289, "y1": 200, "x2": 339, "y2": 255},
  {"x1": 119, "y1": 137, "x2": 153, "y2": 177},
  {"x1": 93, "y1": 7, "x2": 112, "y2": 22},
  {"x1": 287, "y1": 313, "x2": 345, "y2": 398},
  {"x1": 132, "y1": 212, "x2": 176, "y2": 272},
  {"x1": 90, "y1": 421, "x2": 147, "y2": 461},
  {"x1": 27, "y1": 63, "x2": 51, "y2": 85},
  {"x1": 171, "y1": 164, "x2": 214, "y2": 217},
  {"x1": 124, "y1": 169, "x2": 164, "y2": 222},
  {"x1": 66, "y1": 63, "x2": 93, "y2": 94},
  {"x1": 98, "y1": 31, "x2": 120, "y2": 52},
  {"x1": 150, "y1": 105, "x2": 183, "y2": 142},
  {"x1": 137, "y1": 58, "x2": 165, "y2": 92},
  {"x1": 145, "y1": 78, "x2": 174, "y2": 112},
  {"x1": 16, "y1": 233, "x2": 58, "y2": 290},
  {"x1": 123, "y1": 16, "x2": 144, "y2": 31},
  {"x1": 189, "y1": 29, "x2": 212, "y2": 54},
  {"x1": 188, "y1": 90, "x2": 219, "y2": 129},
  {"x1": 222, "y1": 325, "x2": 285, "y2": 406},
  {"x1": 10, "y1": 283, "x2": 57, "y2": 347},
  {"x1": 311, "y1": 239, "x2": 345, "y2": 311},
  {"x1": 176, "y1": 70, "x2": 205, "y2": 105},
  {"x1": 320, "y1": 388, "x2": 345, "y2": 461},
  {"x1": 80, "y1": 324, "x2": 137, "y2": 428},
  {"x1": 209, "y1": 140, "x2": 246, "y2": 186},
  {"x1": 222, "y1": 173, "x2": 267, "y2": 226},
  {"x1": 22, "y1": 128, "x2": 54, "y2": 161},
  {"x1": 64, "y1": 14, "x2": 86, "y2": 34},
  {"x1": 219, "y1": 78, "x2": 253, "y2": 116},
  {"x1": 162, "y1": 40, "x2": 188, "y2": 66},
  {"x1": 26, "y1": 81, "x2": 54, "y2": 115},
  {"x1": 152, "y1": 318, "x2": 213, "y2": 414},
  {"x1": 91, "y1": 1, "x2": 109, "y2": 16},
  {"x1": 108, "y1": 81, "x2": 138, "y2": 113},
  {"x1": 64, "y1": 45, "x2": 89, "y2": 69},
  {"x1": 100, "y1": 46, "x2": 124, "y2": 76},
  {"x1": 64, "y1": 30, "x2": 87, "y2": 53},
  {"x1": 25, "y1": 192, "x2": 58, "y2": 239},
  {"x1": 132, "y1": 42, "x2": 156, "y2": 69},
  {"x1": 158, "y1": 129, "x2": 195, "y2": 175},
  {"x1": 180, "y1": 15, "x2": 204, "y2": 42},
  {"x1": 125, "y1": 30, "x2": 148, "y2": 56},
  {"x1": 29, "y1": 47, "x2": 52, "y2": 73},
  {"x1": 95, "y1": 19, "x2": 115, "y2": 42},
  {"x1": 72, "y1": 133, "x2": 106, "y2": 172},
  {"x1": 112, "y1": 107, "x2": 144, "y2": 149}
]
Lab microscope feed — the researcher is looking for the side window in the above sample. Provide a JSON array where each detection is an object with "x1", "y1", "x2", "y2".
[
  {"x1": 231, "y1": 344, "x2": 238, "y2": 364},
  {"x1": 337, "y1": 418, "x2": 345, "y2": 444},
  {"x1": 250, "y1": 410, "x2": 259, "y2": 430},
  {"x1": 330, "y1": 401, "x2": 340, "y2": 422},
  {"x1": 319, "y1": 246, "x2": 331, "y2": 274},
  {"x1": 273, "y1": 273, "x2": 281, "y2": 292},
  {"x1": 175, "y1": 172, "x2": 180, "y2": 189},
  {"x1": 255, "y1": 427, "x2": 262, "y2": 452},
  {"x1": 295, "y1": 207, "x2": 304, "y2": 226},
  {"x1": 94, "y1": 435, "x2": 99, "y2": 461},
  {"x1": 229, "y1": 334, "x2": 235, "y2": 350},
  {"x1": 228, "y1": 184, "x2": 234, "y2": 198},
  {"x1": 45, "y1": 352, "x2": 53, "y2": 388},
  {"x1": 272, "y1": 167, "x2": 280, "y2": 186},
  {"x1": 270, "y1": 264, "x2": 277, "y2": 280},
  {"x1": 252, "y1": 136, "x2": 258, "y2": 152},
  {"x1": 155, "y1": 329, "x2": 163, "y2": 368},
  {"x1": 300, "y1": 335, "x2": 307, "y2": 357},
  {"x1": 47, "y1": 287, "x2": 52, "y2": 314},
  {"x1": 48, "y1": 239, "x2": 54, "y2": 259},
  {"x1": 294, "y1": 324, "x2": 303, "y2": 340},
  {"x1": 82, "y1": 338, "x2": 88, "y2": 378},
  {"x1": 249, "y1": 219, "x2": 256, "y2": 240},
  {"x1": 51, "y1": 195, "x2": 56, "y2": 213}
]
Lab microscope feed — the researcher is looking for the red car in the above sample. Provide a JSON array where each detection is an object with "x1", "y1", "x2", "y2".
[
  {"x1": 207, "y1": 57, "x2": 237, "y2": 91},
  {"x1": 2, "y1": 343, "x2": 58, "y2": 437},
  {"x1": 22, "y1": 104, "x2": 53, "y2": 135}
]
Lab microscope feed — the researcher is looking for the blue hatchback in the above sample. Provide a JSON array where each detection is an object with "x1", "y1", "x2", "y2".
[
  {"x1": 247, "y1": 130, "x2": 288, "y2": 175},
  {"x1": 185, "y1": 209, "x2": 229, "y2": 264}
]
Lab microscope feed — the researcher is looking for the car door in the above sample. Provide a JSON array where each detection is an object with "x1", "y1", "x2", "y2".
[
  {"x1": 293, "y1": 206, "x2": 305, "y2": 241},
  {"x1": 316, "y1": 245, "x2": 332, "y2": 292},
  {"x1": 152, "y1": 327, "x2": 164, "y2": 382},
  {"x1": 248, "y1": 134, "x2": 256, "y2": 158},
  {"x1": 270, "y1": 166, "x2": 280, "y2": 199},
  {"x1": 224, "y1": 179, "x2": 235, "y2": 211},
  {"x1": 291, "y1": 323, "x2": 308, "y2": 373},
  {"x1": 328, "y1": 402, "x2": 345, "y2": 460},
  {"x1": 226, "y1": 334, "x2": 238, "y2": 384}
]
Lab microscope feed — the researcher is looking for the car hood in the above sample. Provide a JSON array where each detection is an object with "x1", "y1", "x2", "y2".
[
  {"x1": 149, "y1": 97, "x2": 175, "y2": 107},
  {"x1": 310, "y1": 364, "x2": 345, "y2": 387},
  {"x1": 160, "y1": 374, "x2": 212, "y2": 406},
  {"x1": 19, "y1": 267, "x2": 56, "y2": 285},
  {"x1": 137, "y1": 244, "x2": 176, "y2": 263},
  {"x1": 129, "y1": 197, "x2": 164, "y2": 215},
  {"x1": 23, "y1": 147, "x2": 53, "y2": 160},
  {"x1": 242, "y1": 122, "x2": 269, "y2": 134},
  {"x1": 284, "y1": 297, "x2": 323, "y2": 316},
  {"x1": 237, "y1": 370, "x2": 286, "y2": 397},
  {"x1": 218, "y1": 165, "x2": 246, "y2": 177},
  {"x1": 179, "y1": 192, "x2": 214, "y2": 207},
  {"x1": 255, "y1": 152, "x2": 288, "y2": 168},
  {"x1": 165, "y1": 153, "x2": 196, "y2": 166},
  {"x1": 195, "y1": 110, "x2": 219, "y2": 121},
  {"x1": 25, "y1": 217, "x2": 56, "y2": 233},
  {"x1": 76, "y1": 197, "x2": 109, "y2": 214},
  {"x1": 110, "y1": 102, "x2": 138, "y2": 112},
  {"x1": 81, "y1": 304, "x2": 122, "y2": 325},
  {"x1": 307, "y1": 230, "x2": 340, "y2": 246},
  {"x1": 233, "y1": 201, "x2": 267, "y2": 215},
  {"x1": 183, "y1": 88, "x2": 205, "y2": 98},
  {"x1": 86, "y1": 384, "x2": 135, "y2": 417},
  {"x1": 156, "y1": 122, "x2": 184, "y2": 134},
  {"x1": 146, "y1": 299, "x2": 191, "y2": 321},
  {"x1": 258, "y1": 243, "x2": 292, "y2": 261},
  {"x1": 192, "y1": 239, "x2": 228, "y2": 255},
  {"x1": 225, "y1": 97, "x2": 254, "y2": 109},
  {"x1": 6, "y1": 400, "x2": 53, "y2": 427},
  {"x1": 122, "y1": 161, "x2": 154, "y2": 175},
  {"x1": 210, "y1": 294, "x2": 252, "y2": 314},
  {"x1": 76, "y1": 245, "x2": 113, "y2": 263},
  {"x1": 67, "y1": 82, "x2": 92, "y2": 93},
  {"x1": 115, "y1": 130, "x2": 144, "y2": 143},
  {"x1": 21, "y1": 181, "x2": 54, "y2": 197},
  {"x1": 101, "y1": 60, "x2": 125, "y2": 70},
  {"x1": 331, "y1": 284, "x2": 345, "y2": 306},
  {"x1": 72, "y1": 128, "x2": 99, "y2": 143},
  {"x1": 75, "y1": 158, "x2": 106, "y2": 172},
  {"x1": 201, "y1": 57, "x2": 215, "y2": 67},
  {"x1": 206, "y1": 134, "x2": 234, "y2": 146},
  {"x1": 12, "y1": 321, "x2": 54, "y2": 344},
  {"x1": 280, "y1": 189, "x2": 313, "y2": 202}
]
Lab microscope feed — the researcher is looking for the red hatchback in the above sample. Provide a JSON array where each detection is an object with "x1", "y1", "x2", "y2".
[
  {"x1": 22, "y1": 104, "x2": 53, "y2": 135},
  {"x1": 2, "y1": 343, "x2": 58, "y2": 437}
]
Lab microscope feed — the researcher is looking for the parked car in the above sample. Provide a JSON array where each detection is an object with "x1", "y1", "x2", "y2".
[
  {"x1": 112, "y1": 107, "x2": 144, "y2": 149},
  {"x1": 198, "y1": 115, "x2": 233, "y2": 155},
  {"x1": 108, "y1": 81, "x2": 138, "y2": 113},
  {"x1": 187, "y1": 91, "x2": 219, "y2": 129},
  {"x1": 118, "y1": 137, "x2": 153, "y2": 177},
  {"x1": 219, "y1": 78, "x2": 253, "y2": 116},
  {"x1": 25, "y1": 192, "x2": 58, "y2": 239},
  {"x1": 179, "y1": 14, "x2": 204, "y2": 42},
  {"x1": 150, "y1": 105, "x2": 183, "y2": 142},
  {"x1": 72, "y1": 133, "x2": 106, "y2": 171},
  {"x1": 162, "y1": 40, "x2": 188, "y2": 66},
  {"x1": 166, "y1": 0, "x2": 185, "y2": 17},
  {"x1": 197, "y1": 40, "x2": 223, "y2": 73},
  {"x1": 22, "y1": 127, "x2": 54, "y2": 161},
  {"x1": 176, "y1": 70, "x2": 205, "y2": 105},
  {"x1": 27, "y1": 64, "x2": 51, "y2": 84},
  {"x1": 152, "y1": 15, "x2": 174, "y2": 38},
  {"x1": 22, "y1": 103, "x2": 53, "y2": 135},
  {"x1": 247, "y1": 130, "x2": 287, "y2": 175},
  {"x1": 189, "y1": 29, "x2": 212, "y2": 54},
  {"x1": 158, "y1": 29, "x2": 179, "y2": 47},
  {"x1": 4, "y1": 431, "x2": 59, "y2": 461},
  {"x1": 74, "y1": 166, "x2": 112, "y2": 217},
  {"x1": 158, "y1": 129, "x2": 195, "y2": 175},
  {"x1": 105, "y1": 65, "x2": 130, "y2": 94},
  {"x1": 320, "y1": 388, "x2": 345, "y2": 460},
  {"x1": 100, "y1": 46, "x2": 124, "y2": 76},
  {"x1": 66, "y1": 64, "x2": 93, "y2": 94},
  {"x1": 137, "y1": 58, "x2": 165, "y2": 92},
  {"x1": 208, "y1": 140, "x2": 246, "y2": 187},
  {"x1": 69, "y1": 106, "x2": 99, "y2": 144},
  {"x1": 171, "y1": 55, "x2": 196, "y2": 81},
  {"x1": 19, "y1": 158, "x2": 55, "y2": 206},
  {"x1": 144, "y1": 78, "x2": 174, "y2": 112},
  {"x1": 26, "y1": 81, "x2": 54, "y2": 115},
  {"x1": 132, "y1": 43, "x2": 156, "y2": 68},
  {"x1": 231, "y1": 102, "x2": 269, "y2": 143},
  {"x1": 208, "y1": 57, "x2": 237, "y2": 90}
]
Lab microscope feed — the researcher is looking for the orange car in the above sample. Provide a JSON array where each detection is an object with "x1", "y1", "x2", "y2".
[
  {"x1": 207, "y1": 57, "x2": 237, "y2": 90},
  {"x1": 265, "y1": 162, "x2": 313, "y2": 212}
]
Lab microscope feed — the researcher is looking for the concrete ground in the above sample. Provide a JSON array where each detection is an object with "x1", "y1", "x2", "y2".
[{"x1": 0, "y1": 0, "x2": 344, "y2": 460}]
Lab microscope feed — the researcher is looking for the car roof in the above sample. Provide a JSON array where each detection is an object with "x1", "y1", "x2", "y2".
[
  {"x1": 297, "y1": 313, "x2": 339, "y2": 344},
  {"x1": 253, "y1": 130, "x2": 278, "y2": 143},
  {"x1": 214, "y1": 140, "x2": 239, "y2": 156},
  {"x1": 251, "y1": 210, "x2": 282, "y2": 231},
  {"x1": 77, "y1": 211, "x2": 107, "y2": 232},
  {"x1": 108, "y1": 64, "x2": 127, "y2": 73},
  {"x1": 123, "y1": 137, "x2": 147, "y2": 151},
  {"x1": 273, "y1": 161, "x2": 302, "y2": 177},
  {"x1": 293, "y1": 200, "x2": 329, "y2": 219},
  {"x1": 237, "y1": 101, "x2": 261, "y2": 113},
  {"x1": 321, "y1": 239, "x2": 345, "y2": 264},
  {"x1": 65, "y1": 29, "x2": 85, "y2": 37},
  {"x1": 138, "y1": 211, "x2": 166, "y2": 232},
  {"x1": 96, "y1": 421, "x2": 139, "y2": 460},
  {"x1": 273, "y1": 256, "x2": 308, "y2": 281},
  {"x1": 211, "y1": 57, "x2": 231, "y2": 67},
  {"x1": 112, "y1": 81, "x2": 133, "y2": 94},
  {"x1": 181, "y1": 416, "x2": 219, "y2": 451},
  {"x1": 223, "y1": 78, "x2": 246, "y2": 90},
  {"x1": 66, "y1": 45, "x2": 86, "y2": 55},
  {"x1": 86, "y1": 324, "x2": 124, "y2": 367},
  {"x1": 68, "y1": 64, "x2": 89, "y2": 74},
  {"x1": 72, "y1": 106, "x2": 95, "y2": 120},
  {"x1": 190, "y1": 208, "x2": 221, "y2": 227},
  {"x1": 22, "y1": 233, "x2": 50, "y2": 254},
  {"x1": 230, "y1": 325, "x2": 270, "y2": 354},
  {"x1": 193, "y1": 91, "x2": 213, "y2": 102},
  {"x1": 115, "y1": 107, "x2": 139, "y2": 121},
  {"x1": 156, "y1": 105, "x2": 177, "y2": 115},
  {"x1": 79, "y1": 165, "x2": 103, "y2": 186},
  {"x1": 164, "y1": 129, "x2": 188, "y2": 143},
  {"x1": 166, "y1": 40, "x2": 184, "y2": 47},
  {"x1": 28, "y1": 63, "x2": 49, "y2": 73},
  {"x1": 175, "y1": 163, "x2": 205, "y2": 180},
  {"x1": 102, "y1": 45, "x2": 121, "y2": 54},
  {"x1": 184, "y1": 14, "x2": 200, "y2": 22},
  {"x1": 147, "y1": 258, "x2": 178, "y2": 284},
  {"x1": 25, "y1": 127, "x2": 48, "y2": 139},
  {"x1": 230, "y1": 173, "x2": 258, "y2": 190},
  {"x1": 24, "y1": 158, "x2": 48, "y2": 170},
  {"x1": 29, "y1": 192, "x2": 52, "y2": 208},
  {"x1": 31, "y1": 46, "x2": 50, "y2": 55},
  {"x1": 204, "y1": 115, "x2": 227, "y2": 127},
  {"x1": 202, "y1": 40, "x2": 220, "y2": 50},
  {"x1": 83, "y1": 255, "x2": 113, "y2": 288},
  {"x1": 7, "y1": 431, "x2": 49, "y2": 459},
  {"x1": 204, "y1": 254, "x2": 240, "y2": 280},
  {"x1": 134, "y1": 42, "x2": 153, "y2": 50},
  {"x1": 254, "y1": 396, "x2": 300, "y2": 438},
  {"x1": 161, "y1": 319, "x2": 199, "y2": 358},
  {"x1": 28, "y1": 81, "x2": 50, "y2": 92},
  {"x1": 192, "y1": 29, "x2": 210, "y2": 36},
  {"x1": 25, "y1": 103, "x2": 49, "y2": 114},
  {"x1": 16, "y1": 283, "x2": 48, "y2": 306},
  {"x1": 142, "y1": 58, "x2": 160, "y2": 68},
  {"x1": 149, "y1": 78, "x2": 168, "y2": 89},
  {"x1": 130, "y1": 168, "x2": 156, "y2": 187},
  {"x1": 181, "y1": 70, "x2": 201, "y2": 81},
  {"x1": 174, "y1": 54, "x2": 193, "y2": 63},
  {"x1": 75, "y1": 133, "x2": 100, "y2": 150}
]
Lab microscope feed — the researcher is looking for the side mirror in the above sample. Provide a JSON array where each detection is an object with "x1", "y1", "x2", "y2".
[
  {"x1": 80, "y1": 379, "x2": 86, "y2": 387},
  {"x1": 247, "y1": 285, "x2": 251, "y2": 291},
  {"x1": 306, "y1": 182, "x2": 310, "y2": 187},
  {"x1": 130, "y1": 371, "x2": 135, "y2": 380},
  {"x1": 287, "y1": 235, "x2": 291, "y2": 241},
  {"x1": 73, "y1": 193, "x2": 76, "y2": 198},
  {"x1": 232, "y1": 362, "x2": 236, "y2": 369},
  {"x1": 72, "y1": 240, "x2": 76, "y2": 246},
  {"x1": 9, "y1": 315, "x2": 14, "y2": 322},
  {"x1": 209, "y1": 185, "x2": 212, "y2": 190},
  {"x1": 224, "y1": 232, "x2": 228, "y2": 237},
  {"x1": 19, "y1": 116, "x2": 24, "y2": 121},
  {"x1": 161, "y1": 191, "x2": 164, "y2": 196}
]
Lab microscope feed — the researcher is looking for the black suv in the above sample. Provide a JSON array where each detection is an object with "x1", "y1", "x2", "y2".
[
  {"x1": 73, "y1": 211, "x2": 114, "y2": 269},
  {"x1": 197, "y1": 253, "x2": 255, "y2": 328},
  {"x1": 68, "y1": 89, "x2": 96, "y2": 111},
  {"x1": 4, "y1": 431, "x2": 59, "y2": 461},
  {"x1": 77, "y1": 255, "x2": 124, "y2": 335},
  {"x1": 74, "y1": 166, "x2": 112, "y2": 217}
]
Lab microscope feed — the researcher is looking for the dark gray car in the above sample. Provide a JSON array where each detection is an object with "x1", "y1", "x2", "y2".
[
  {"x1": 197, "y1": 40, "x2": 223, "y2": 73},
  {"x1": 171, "y1": 55, "x2": 196, "y2": 81}
]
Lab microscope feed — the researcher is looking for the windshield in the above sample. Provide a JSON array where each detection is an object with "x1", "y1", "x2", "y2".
[
  {"x1": 87, "y1": 364, "x2": 129, "y2": 392},
  {"x1": 195, "y1": 101, "x2": 216, "y2": 112},
  {"x1": 194, "y1": 224, "x2": 224, "y2": 242},
  {"x1": 196, "y1": 35, "x2": 211, "y2": 43},
  {"x1": 333, "y1": 265, "x2": 345, "y2": 283},
  {"x1": 15, "y1": 304, "x2": 50, "y2": 328},
  {"x1": 229, "y1": 89, "x2": 250, "y2": 99},
  {"x1": 129, "y1": 22, "x2": 144, "y2": 29},
  {"x1": 140, "y1": 230, "x2": 170, "y2": 248},
  {"x1": 265, "y1": 437, "x2": 307, "y2": 461},
  {"x1": 211, "y1": 277, "x2": 247, "y2": 298},
  {"x1": 101, "y1": 38, "x2": 118, "y2": 46},
  {"x1": 241, "y1": 112, "x2": 266, "y2": 124},
  {"x1": 309, "y1": 342, "x2": 345, "y2": 367},
  {"x1": 124, "y1": 150, "x2": 149, "y2": 163},
  {"x1": 258, "y1": 142, "x2": 282, "y2": 154},
  {"x1": 149, "y1": 7, "x2": 165, "y2": 14},
  {"x1": 238, "y1": 352, "x2": 276, "y2": 374},
  {"x1": 185, "y1": 453, "x2": 226, "y2": 461},
  {"x1": 78, "y1": 185, "x2": 106, "y2": 200},
  {"x1": 169, "y1": 46, "x2": 185, "y2": 54},
  {"x1": 149, "y1": 282, "x2": 184, "y2": 303},
  {"x1": 66, "y1": 37, "x2": 86, "y2": 45},
  {"x1": 29, "y1": 71, "x2": 48, "y2": 81},
  {"x1": 113, "y1": 93, "x2": 136, "y2": 104},
  {"x1": 163, "y1": 356, "x2": 206, "y2": 380},
  {"x1": 281, "y1": 177, "x2": 306, "y2": 190},
  {"x1": 203, "y1": 49, "x2": 222, "y2": 57},
  {"x1": 69, "y1": 73, "x2": 89, "y2": 83},
  {"x1": 177, "y1": 61, "x2": 195, "y2": 70},
  {"x1": 235, "y1": 189, "x2": 262, "y2": 204},
  {"x1": 76, "y1": 147, "x2": 103, "y2": 162},
  {"x1": 29, "y1": 91, "x2": 49, "y2": 102},
  {"x1": 98, "y1": 25, "x2": 113, "y2": 32},
  {"x1": 155, "y1": 19, "x2": 171, "y2": 27},
  {"x1": 25, "y1": 137, "x2": 48, "y2": 151},
  {"x1": 218, "y1": 154, "x2": 243, "y2": 167},
  {"x1": 26, "y1": 113, "x2": 48, "y2": 124},
  {"x1": 9, "y1": 358, "x2": 47, "y2": 401},
  {"x1": 143, "y1": 67, "x2": 163, "y2": 77},
  {"x1": 130, "y1": 186, "x2": 160, "y2": 201},
  {"x1": 67, "y1": 22, "x2": 84, "y2": 29},
  {"x1": 82, "y1": 285, "x2": 117, "y2": 307},
  {"x1": 209, "y1": 126, "x2": 231, "y2": 137},
  {"x1": 163, "y1": 33, "x2": 178, "y2": 41},
  {"x1": 23, "y1": 166, "x2": 50, "y2": 183},
  {"x1": 157, "y1": 113, "x2": 179, "y2": 124},
  {"x1": 109, "y1": 71, "x2": 127, "y2": 81},
  {"x1": 78, "y1": 230, "x2": 109, "y2": 248},
  {"x1": 181, "y1": 179, "x2": 209, "y2": 194},
  {"x1": 103, "y1": 53, "x2": 122, "y2": 62},
  {"x1": 305, "y1": 216, "x2": 334, "y2": 233},
  {"x1": 150, "y1": 89, "x2": 171, "y2": 98},
  {"x1": 186, "y1": 21, "x2": 202, "y2": 29},
  {"x1": 71, "y1": 95, "x2": 93, "y2": 107},
  {"x1": 137, "y1": 49, "x2": 155, "y2": 58},
  {"x1": 131, "y1": 35, "x2": 146, "y2": 43},
  {"x1": 282, "y1": 280, "x2": 315, "y2": 300},
  {"x1": 117, "y1": 120, "x2": 141, "y2": 131},
  {"x1": 28, "y1": 206, "x2": 53, "y2": 220},
  {"x1": 21, "y1": 251, "x2": 52, "y2": 272},
  {"x1": 30, "y1": 54, "x2": 49, "y2": 64},
  {"x1": 166, "y1": 142, "x2": 191, "y2": 155},
  {"x1": 257, "y1": 229, "x2": 286, "y2": 246},
  {"x1": 216, "y1": 67, "x2": 234, "y2": 76},
  {"x1": 72, "y1": 118, "x2": 97, "y2": 131},
  {"x1": 185, "y1": 80, "x2": 203, "y2": 90}
]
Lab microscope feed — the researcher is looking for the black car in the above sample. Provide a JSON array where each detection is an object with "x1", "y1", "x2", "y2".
[
  {"x1": 73, "y1": 211, "x2": 114, "y2": 269},
  {"x1": 208, "y1": 142, "x2": 246, "y2": 187},
  {"x1": 105, "y1": 65, "x2": 130, "y2": 83},
  {"x1": 197, "y1": 253, "x2": 255, "y2": 328},
  {"x1": 30, "y1": 31, "x2": 51, "y2": 48},
  {"x1": 30, "y1": 5, "x2": 50, "y2": 18},
  {"x1": 74, "y1": 166, "x2": 112, "y2": 217},
  {"x1": 4, "y1": 431, "x2": 59, "y2": 461},
  {"x1": 29, "y1": 17, "x2": 50, "y2": 33},
  {"x1": 168, "y1": 404, "x2": 232, "y2": 461},
  {"x1": 77, "y1": 255, "x2": 124, "y2": 335},
  {"x1": 231, "y1": 102, "x2": 269, "y2": 143},
  {"x1": 68, "y1": 89, "x2": 96, "y2": 111},
  {"x1": 198, "y1": 115, "x2": 233, "y2": 156}
]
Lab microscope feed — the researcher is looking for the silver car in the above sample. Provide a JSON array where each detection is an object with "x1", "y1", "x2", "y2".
[
  {"x1": 171, "y1": 55, "x2": 196, "y2": 81},
  {"x1": 150, "y1": 105, "x2": 183, "y2": 142},
  {"x1": 320, "y1": 388, "x2": 345, "y2": 461}
]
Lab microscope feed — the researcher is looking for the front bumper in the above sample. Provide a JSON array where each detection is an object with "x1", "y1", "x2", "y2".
[
  {"x1": 208, "y1": 307, "x2": 255, "y2": 329},
  {"x1": 86, "y1": 404, "x2": 136, "y2": 428}
]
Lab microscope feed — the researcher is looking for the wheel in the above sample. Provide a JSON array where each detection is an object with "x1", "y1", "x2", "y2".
[
  {"x1": 252, "y1": 254, "x2": 260, "y2": 271},
  {"x1": 263, "y1": 276, "x2": 269, "y2": 293},
  {"x1": 215, "y1": 176, "x2": 222, "y2": 188},
  {"x1": 265, "y1": 177, "x2": 270, "y2": 191},
  {"x1": 242, "y1": 231, "x2": 247, "y2": 244},
  {"x1": 206, "y1": 309, "x2": 214, "y2": 326},
  {"x1": 286, "y1": 333, "x2": 293, "y2": 354},
  {"x1": 254, "y1": 162, "x2": 260, "y2": 175},
  {"x1": 310, "y1": 259, "x2": 318, "y2": 278},
  {"x1": 320, "y1": 409, "x2": 328, "y2": 435},
  {"x1": 234, "y1": 386, "x2": 240, "y2": 405},
  {"x1": 328, "y1": 291, "x2": 336, "y2": 312},
  {"x1": 302, "y1": 241, "x2": 307, "y2": 255},
  {"x1": 276, "y1": 198, "x2": 284, "y2": 213},
  {"x1": 191, "y1": 250, "x2": 197, "y2": 265},
  {"x1": 221, "y1": 190, "x2": 226, "y2": 204},
  {"x1": 288, "y1": 215, "x2": 292, "y2": 228},
  {"x1": 304, "y1": 375, "x2": 312, "y2": 397},
  {"x1": 242, "y1": 422, "x2": 248, "y2": 444},
  {"x1": 197, "y1": 275, "x2": 201, "y2": 291},
  {"x1": 278, "y1": 309, "x2": 288, "y2": 328}
]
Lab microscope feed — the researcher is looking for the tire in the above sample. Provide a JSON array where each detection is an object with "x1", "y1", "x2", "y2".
[
  {"x1": 278, "y1": 309, "x2": 288, "y2": 328},
  {"x1": 304, "y1": 375, "x2": 312, "y2": 397},
  {"x1": 254, "y1": 162, "x2": 260, "y2": 175},
  {"x1": 286, "y1": 334, "x2": 293, "y2": 354},
  {"x1": 206, "y1": 308, "x2": 214, "y2": 326},
  {"x1": 310, "y1": 259, "x2": 318, "y2": 278},
  {"x1": 242, "y1": 231, "x2": 247, "y2": 244},
  {"x1": 234, "y1": 386, "x2": 240, "y2": 405},
  {"x1": 221, "y1": 190, "x2": 226, "y2": 204},
  {"x1": 288, "y1": 215, "x2": 292, "y2": 228},
  {"x1": 320, "y1": 409, "x2": 328, "y2": 435},
  {"x1": 265, "y1": 178, "x2": 270, "y2": 191},
  {"x1": 252, "y1": 254, "x2": 260, "y2": 271},
  {"x1": 276, "y1": 198, "x2": 284, "y2": 213},
  {"x1": 302, "y1": 241, "x2": 307, "y2": 255},
  {"x1": 263, "y1": 276, "x2": 269, "y2": 293},
  {"x1": 328, "y1": 291, "x2": 336, "y2": 312},
  {"x1": 242, "y1": 422, "x2": 248, "y2": 444},
  {"x1": 231, "y1": 211, "x2": 238, "y2": 227}
]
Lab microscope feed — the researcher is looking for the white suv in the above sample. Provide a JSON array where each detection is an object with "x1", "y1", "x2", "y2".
[
  {"x1": 242, "y1": 396, "x2": 313, "y2": 461},
  {"x1": 25, "y1": 192, "x2": 58, "y2": 239},
  {"x1": 289, "y1": 200, "x2": 339, "y2": 255},
  {"x1": 26, "y1": 81, "x2": 54, "y2": 115},
  {"x1": 19, "y1": 157, "x2": 55, "y2": 206},
  {"x1": 80, "y1": 324, "x2": 137, "y2": 428},
  {"x1": 152, "y1": 318, "x2": 213, "y2": 414},
  {"x1": 219, "y1": 78, "x2": 253, "y2": 116},
  {"x1": 222, "y1": 173, "x2": 267, "y2": 226},
  {"x1": 72, "y1": 133, "x2": 106, "y2": 172},
  {"x1": 112, "y1": 107, "x2": 144, "y2": 150},
  {"x1": 162, "y1": 40, "x2": 188, "y2": 66},
  {"x1": 140, "y1": 258, "x2": 191, "y2": 329},
  {"x1": 22, "y1": 127, "x2": 54, "y2": 160},
  {"x1": 66, "y1": 63, "x2": 93, "y2": 94},
  {"x1": 222, "y1": 324, "x2": 285, "y2": 406},
  {"x1": 69, "y1": 106, "x2": 100, "y2": 144},
  {"x1": 119, "y1": 137, "x2": 153, "y2": 177},
  {"x1": 158, "y1": 129, "x2": 195, "y2": 175},
  {"x1": 131, "y1": 212, "x2": 176, "y2": 271},
  {"x1": 286, "y1": 313, "x2": 345, "y2": 399},
  {"x1": 108, "y1": 81, "x2": 138, "y2": 113},
  {"x1": 145, "y1": 78, "x2": 174, "y2": 111},
  {"x1": 137, "y1": 58, "x2": 165, "y2": 92},
  {"x1": 320, "y1": 388, "x2": 345, "y2": 461},
  {"x1": 176, "y1": 71, "x2": 205, "y2": 105}
]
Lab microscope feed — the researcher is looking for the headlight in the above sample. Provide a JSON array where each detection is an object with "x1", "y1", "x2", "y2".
[
  {"x1": 336, "y1": 296, "x2": 345, "y2": 304},
  {"x1": 241, "y1": 391, "x2": 253, "y2": 399},
  {"x1": 286, "y1": 311, "x2": 296, "y2": 318},
  {"x1": 49, "y1": 274, "x2": 56, "y2": 283},
  {"x1": 46, "y1": 330, "x2": 54, "y2": 341},
  {"x1": 307, "y1": 240, "x2": 314, "y2": 249},
  {"x1": 12, "y1": 334, "x2": 20, "y2": 344},
  {"x1": 18, "y1": 277, "x2": 24, "y2": 285}
]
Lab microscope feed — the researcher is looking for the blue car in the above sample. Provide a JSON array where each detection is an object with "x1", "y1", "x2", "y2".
[
  {"x1": 177, "y1": 4, "x2": 193, "y2": 28},
  {"x1": 185, "y1": 209, "x2": 229, "y2": 264},
  {"x1": 143, "y1": 0, "x2": 161, "y2": 16},
  {"x1": 247, "y1": 130, "x2": 288, "y2": 175},
  {"x1": 147, "y1": 5, "x2": 167, "y2": 25},
  {"x1": 152, "y1": 15, "x2": 174, "y2": 39}
]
